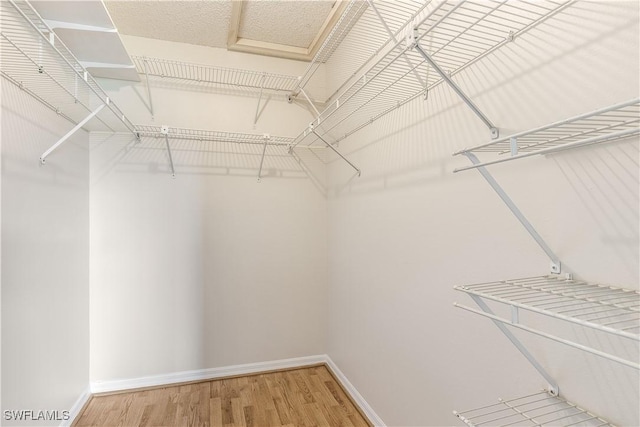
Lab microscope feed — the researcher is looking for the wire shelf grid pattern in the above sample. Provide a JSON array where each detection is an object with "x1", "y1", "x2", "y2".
[
  {"x1": 295, "y1": 0, "x2": 430, "y2": 97},
  {"x1": 454, "y1": 390, "x2": 613, "y2": 427},
  {"x1": 0, "y1": 0, "x2": 136, "y2": 134},
  {"x1": 294, "y1": 0, "x2": 571, "y2": 148},
  {"x1": 135, "y1": 125, "x2": 295, "y2": 147},
  {"x1": 455, "y1": 275, "x2": 640, "y2": 340},
  {"x1": 454, "y1": 99, "x2": 640, "y2": 170},
  {"x1": 132, "y1": 56, "x2": 300, "y2": 94}
]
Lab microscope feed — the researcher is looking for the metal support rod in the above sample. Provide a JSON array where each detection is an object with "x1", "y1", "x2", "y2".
[
  {"x1": 163, "y1": 134, "x2": 175, "y2": 178},
  {"x1": 366, "y1": 0, "x2": 427, "y2": 91},
  {"x1": 300, "y1": 88, "x2": 321, "y2": 118},
  {"x1": 467, "y1": 296, "x2": 560, "y2": 394},
  {"x1": 254, "y1": 75, "x2": 265, "y2": 125},
  {"x1": 312, "y1": 131, "x2": 361, "y2": 177},
  {"x1": 457, "y1": 300, "x2": 640, "y2": 370},
  {"x1": 142, "y1": 59, "x2": 154, "y2": 118},
  {"x1": 463, "y1": 152, "x2": 562, "y2": 274},
  {"x1": 40, "y1": 103, "x2": 106, "y2": 163},
  {"x1": 257, "y1": 135, "x2": 269, "y2": 182},
  {"x1": 413, "y1": 43, "x2": 498, "y2": 138}
]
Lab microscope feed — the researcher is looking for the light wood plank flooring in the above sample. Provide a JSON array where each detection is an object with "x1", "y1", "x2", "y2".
[{"x1": 74, "y1": 365, "x2": 372, "y2": 427}]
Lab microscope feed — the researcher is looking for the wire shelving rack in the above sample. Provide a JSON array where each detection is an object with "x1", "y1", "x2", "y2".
[
  {"x1": 454, "y1": 275, "x2": 640, "y2": 369},
  {"x1": 131, "y1": 56, "x2": 300, "y2": 94},
  {"x1": 136, "y1": 125, "x2": 295, "y2": 147},
  {"x1": 454, "y1": 390, "x2": 614, "y2": 427},
  {"x1": 292, "y1": 0, "x2": 430, "y2": 99},
  {"x1": 454, "y1": 99, "x2": 640, "y2": 172},
  {"x1": 0, "y1": 0, "x2": 136, "y2": 135},
  {"x1": 292, "y1": 0, "x2": 573, "y2": 150}
]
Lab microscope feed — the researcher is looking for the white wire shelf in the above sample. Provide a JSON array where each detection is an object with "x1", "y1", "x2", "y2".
[
  {"x1": 293, "y1": 0, "x2": 572, "y2": 148},
  {"x1": 294, "y1": 0, "x2": 430, "y2": 98},
  {"x1": 453, "y1": 99, "x2": 640, "y2": 172},
  {"x1": 454, "y1": 390, "x2": 613, "y2": 427},
  {"x1": 135, "y1": 125, "x2": 295, "y2": 147},
  {"x1": 0, "y1": 0, "x2": 136, "y2": 135},
  {"x1": 454, "y1": 275, "x2": 640, "y2": 369},
  {"x1": 293, "y1": 0, "x2": 368, "y2": 93},
  {"x1": 131, "y1": 56, "x2": 300, "y2": 94}
]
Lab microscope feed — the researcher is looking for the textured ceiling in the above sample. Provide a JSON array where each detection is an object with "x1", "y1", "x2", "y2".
[
  {"x1": 239, "y1": 1, "x2": 335, "y2": 48},
  {"x1": 104, "y1": 1, "x2": 232, "y2": 48},
  {"x1": 104, "y1": 0, "x2": 340, "y2": 60}
]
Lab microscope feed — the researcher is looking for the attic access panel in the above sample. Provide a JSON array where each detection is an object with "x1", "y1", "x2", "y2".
[{"x1": 228, "y1": 0, "x2": 349, "y2": 61}]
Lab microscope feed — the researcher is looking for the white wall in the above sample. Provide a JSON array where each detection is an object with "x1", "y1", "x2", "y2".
[
  {"x1": 1, "y1": 82, "x2": 90, "y2": 425},
  {"x1": 90, "y1": 37, "x2": 328, "y2": 383},
  {"x1": 325, "y1": 2, "x2": 639, "y2": 426}
]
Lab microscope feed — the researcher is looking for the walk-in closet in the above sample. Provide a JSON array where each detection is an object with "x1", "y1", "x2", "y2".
[{"x1": 1, "y1": 0, "x2": 638, "y2": 425}]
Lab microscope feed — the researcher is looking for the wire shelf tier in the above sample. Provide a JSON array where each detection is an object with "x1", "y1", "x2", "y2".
[
  {"x1": 454, "y1": 390, "x2": 613, "y2": 427},
  {"x1": 454, "y1": 99, "x2": 640, "y2": 171},
  {"x1": 294, "y1": 0, "x2": 430, "y2": 97},
  {"x1": 454, "y1": 275, "x2": 640, "y2": 369},
  {"x1": 135, "y1": 125, "x2": 295, "y2": 147},
  {"x1": 293, "y1": 0, "x2": 572, "y2": 148},
  {"x1": 131, "y1": 56, "x2": 300, "y2": 94},
  {"x1": 0, "y1": 0, "x2": 136, "y2": 134},
  {"x1": 456, "y1": 275, "x2": 639, "y2": 340}
]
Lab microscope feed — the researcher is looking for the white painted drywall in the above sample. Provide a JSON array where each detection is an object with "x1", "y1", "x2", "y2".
[
  {"x1": 325, "y1": 2, "x2": 639, "y2": 426},
  {"x1": 90, "y1": 37, "x2": 328, "y2": 383},
  {"x1": 1, "y1": 83, "x2": 90, "y2": 425}
]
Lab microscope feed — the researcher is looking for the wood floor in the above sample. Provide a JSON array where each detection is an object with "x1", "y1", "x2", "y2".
[{"x1": 74, "y1": 365, "x2": 372, "y2": 427}]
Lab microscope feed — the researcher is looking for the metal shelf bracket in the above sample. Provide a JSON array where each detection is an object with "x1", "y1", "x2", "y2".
[
  {"x1": 160, "y1": 125, "x2": 175, "y2": 178},
  {"x1": 465, "y1": 295, "x2": 560, "y2": 396},
  {"x1": 463, "y1": 152, "x2": 562, "y2": 274},
  {"x1": 141, "y1": 57, "x2": 154, "y2": 119},
  {"x1": 412, "y1": 34, "x2": 499, "y2": 140},
  {"x1": 40, "y1": 102, "x2": 106, "y2": 164},
  {"x1": 311, "y1": 128, "x2": 361, "y2": 177},
  {"x1": 257, "y1": 133, "x2": 270, "y2": 182}
]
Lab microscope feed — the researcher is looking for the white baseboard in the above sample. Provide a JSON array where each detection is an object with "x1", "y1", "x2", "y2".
[
  {"x1": 90, "y1": 354, "x2": 326, "y2": 394},
  {"x1": 89, "y1": 354, "x2": 385, "y2": 426},
  {"x1": 324, "y1": 357, "x2": 386, "y2": 427},
  {"x1": 61, "y1": 385, "x2": 91, "y2": 427}
]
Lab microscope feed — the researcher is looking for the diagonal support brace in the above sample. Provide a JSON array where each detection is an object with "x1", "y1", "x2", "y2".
[
  {"x1": 40, "y1": 103, "x2": 106, "y2": 164},
  {"x1": 413, "y1": 41, "x2": 499, "y2": 139},
  {"x1": 254, "y1": 74, "x2": 266, "y2": 125},
  {"x1": 161, "y1": 125, "x2": 175, "y2": 178},
  {"x1": 257, "y1": 134, "x2": 269, "y2": 182},
  {"x1": 463, "y1": 152, "x2": 561, "y2": 274},
  {"x1": 463, "y1": 296, "x2": 560, "y2": 395},
  {"x1": 312, "y1": 130, "x2": 361, "y2": 177},
  {"x1": 142, "y1": 58, "x2": 154, "y2": 118}
]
